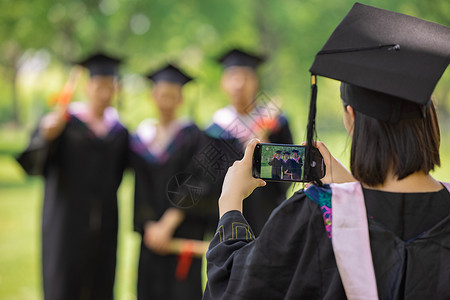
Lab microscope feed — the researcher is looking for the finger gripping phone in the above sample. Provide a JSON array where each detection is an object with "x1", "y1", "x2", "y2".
[{"x1": 252, "y1": 143, "x2": 325, "y2": 182}]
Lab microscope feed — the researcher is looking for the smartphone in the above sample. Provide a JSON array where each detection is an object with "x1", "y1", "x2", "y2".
[{"x1": 252, "y1": 143, "x2": 325, "y2": 182}]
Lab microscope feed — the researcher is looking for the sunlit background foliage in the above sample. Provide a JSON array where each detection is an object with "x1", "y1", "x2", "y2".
[{"x1": 0, "y1": 0, "x2": 449, "y2": 299}]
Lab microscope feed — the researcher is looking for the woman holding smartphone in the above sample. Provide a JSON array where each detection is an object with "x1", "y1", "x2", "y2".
[{"x1": 203, "y1": 3, "x2": 450, "y2": 300}]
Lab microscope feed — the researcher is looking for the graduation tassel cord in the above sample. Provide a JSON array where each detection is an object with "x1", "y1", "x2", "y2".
[{"x1": 304, "y1": 74, "x2": 321, "y2": 185}]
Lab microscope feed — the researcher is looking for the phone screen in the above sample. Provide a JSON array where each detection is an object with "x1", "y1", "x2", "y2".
[{"x1": 252, "y1": 143, "x2": 325, "y2": 182}]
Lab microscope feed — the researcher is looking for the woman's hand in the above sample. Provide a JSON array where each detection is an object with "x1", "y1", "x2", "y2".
[
  {"x1": 39, "y1": 110, "x2": 67, "y2": 141},
  {"x1": 143, "y1": 208, "x2": 185, "y2": 255},
  {"x1": 219, "y1": 139, "x2": 266, "y2": 218},
  {"x1": 143, "y1": 221, "x2": 171, "y2": 255},
  {"x1": 307, "y1": 141, "x2": 356, "y2": 184}
]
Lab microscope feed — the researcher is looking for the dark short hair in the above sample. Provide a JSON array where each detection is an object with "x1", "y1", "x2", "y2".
[{"x1": 349, "y1": 101, "x2": 440, "y2": 186}]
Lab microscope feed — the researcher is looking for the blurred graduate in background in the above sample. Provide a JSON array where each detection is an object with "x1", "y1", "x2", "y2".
[
  {"x1": 205, "y1": 49, "x2": 293, "y2": 235},
  {"x1": 16, "y1": 52, "x2": 129, "y2": 300},
  {"x1": 129, "y1": 64, "x2": 210, "y2": 300}
]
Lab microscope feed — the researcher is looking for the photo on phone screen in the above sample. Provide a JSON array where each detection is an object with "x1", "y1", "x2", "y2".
[{"x1": 252, "y1": 143, "x2": 325, "y2": 182}]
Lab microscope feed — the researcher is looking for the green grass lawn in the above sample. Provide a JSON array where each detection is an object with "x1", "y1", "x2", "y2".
[
  {"x1": 0, "y1": 177, "x2": 42, "y2": 300},
  {"x1": 1, "y1": 127, "x2": 449, "y2": 299},
  {"x1": 114, "y1": 172, "x2": 141, "y2": 300},
  {"x1": 0, "y1": 162, "x2": 141, "y2": 300},
  {"x1": 260, "y1": 164, "x2": 272, "y2": 179}
]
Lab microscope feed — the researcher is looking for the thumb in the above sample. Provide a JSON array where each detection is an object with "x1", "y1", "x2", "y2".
[
  {"x1": 256, "y1": 179, "x2": 267, "y2": 187},
  {"x1": 242, "y1": 138, "x2": 260, "y2": 164}
]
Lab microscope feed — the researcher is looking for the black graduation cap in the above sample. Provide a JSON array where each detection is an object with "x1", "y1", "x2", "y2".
[
  {"x1": 218, "y1": 49, "x2": 265, "y2": 69},
  {"x1": 310, "y1": 2, "x2": 450, "y2": 121},
  {"x1": 283, "y1": 151, "x2": 291, "y2": 155},
  {"x1": 304, "y1": 2, "x2": 450, "y2": 183},
  {"x1": 292, "y1": 149, "x2": 299, "y2": 154},
  {"x1": 77, "y1": 52, "x2": 122, "y2": 77},
  {"x1": 275, "y1": 150, "x2": 282, "y2": 154},
  {"x1": 146, "y1": 64, "x2": 193, "y2": 86}
]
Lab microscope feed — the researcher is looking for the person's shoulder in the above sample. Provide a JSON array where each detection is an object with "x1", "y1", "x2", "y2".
[
  {"x1": 440, "y1": 182, "x2": 450, "y2": 194},
  {"x1": 259, "y1": 187, "x2": 328, "y2": 242},
  {"x1": 204, "y1": 122, "x2": 225, "y2": 138},
  {"x1": 204, "y1": 121, "x2": 238, "y2": 143},
  {"x1": 136, "y1": 118, "x2": 157, "y2": 131},
  {"x1": 129, "y1": 120, "x2": 154, "y2": 153},
  {"x1": 133, "y1": 118, "x2": 156, "y2": 140},
  {"x1": 178, "y1": 119, "x2": 201, "y2": 133},
  {"x1": 213, "y1": 106, "x2": 235, "y2": 120},
  {"x1": 266, "y1": 185, "x2": 331, "y2": 222},
  {"x1": 128, "y1": 133, "x2": 146, "y2": 157},
  {"x1": 204, "y1": 107, "x2": 231, "y2": 131},
  {"x1": 104, "y1": 106, "x2": 127, "y2": 128},
  {"x1": 274, "y1": 186, "x2": 325, "y2": 215},
  {"x1": 304, "y1": 184, "x2": 332, "y2": 204},
  {"x1": 285, "y1": 189, "x2": 309, "y2": 204}
]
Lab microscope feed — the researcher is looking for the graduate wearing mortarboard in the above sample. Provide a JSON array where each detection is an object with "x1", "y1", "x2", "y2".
[
  {"x1": 281, "y1": 151, "x2": 292, "y2": 180},
  {"x1": 129, "y1": 64, "x2": 209, "y2": 300},
  {"x1": 268, "y1": 150, "x2": 282, "y2": 179},
  {"x1": 290, "y1": 149, "x2": 303, "y2": 180},
  {"x1": 203, "y1": 3, "x2": 450, "y2": 299},
  {"x1": 205, "y1": 48, "x2": 294, "y2": 236},
  {"x1": 16, "y1": 52, "x2": 129, "y2": 300}
]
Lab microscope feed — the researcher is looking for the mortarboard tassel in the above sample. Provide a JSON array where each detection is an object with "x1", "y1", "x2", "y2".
[{"x1": 304, "y1": 74, "x2": 322, "y2": 185}]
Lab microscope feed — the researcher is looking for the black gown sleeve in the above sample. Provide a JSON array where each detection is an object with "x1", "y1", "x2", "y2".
[
  {"x1": 204, "y1": 191, "x2": 346, "y2": 300},
  {"x1": 16, "y1": 125, "x2": 61, "y2": 176}
]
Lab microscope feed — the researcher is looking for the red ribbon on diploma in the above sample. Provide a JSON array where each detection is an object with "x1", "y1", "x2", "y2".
[{"x1": 175, "y1": 241, "x2": 195, "y2": 281}]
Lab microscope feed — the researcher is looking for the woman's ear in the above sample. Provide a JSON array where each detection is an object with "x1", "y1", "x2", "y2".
[
  {"x1": 346, "y1": 105, "x2": 355, "y2": 122},
  {"x1": 343, "y1": 105, "x2": 355, "y2": 136}
]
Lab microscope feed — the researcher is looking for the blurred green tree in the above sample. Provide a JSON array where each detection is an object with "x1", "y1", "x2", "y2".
[{"x1": 0, "y1": 0, "x2": 448, "y2": 128}]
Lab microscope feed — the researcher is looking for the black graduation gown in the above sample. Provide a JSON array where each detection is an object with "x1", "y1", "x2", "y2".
[
  {"x1": 281, "y1": 159, "x2": 292, "y2": 180},
  {"x1": 268, "y1": 157, "x2": 282, "y2": 179},
  {"x1": 290, "y1": 158, "x2": 302, "y2": 180},
  {"x1": 205, "y1": 114, "x2": 293, "y2": 236},
  {"x1": 129, "y1": 122, "x2": 211, "y2": 300},
  {"x1": 16, "y1": 114, "x2": 129, "y2": 300},
  {"x1": 204, "y1": 185, "x2": 450, "y2": 299}
]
